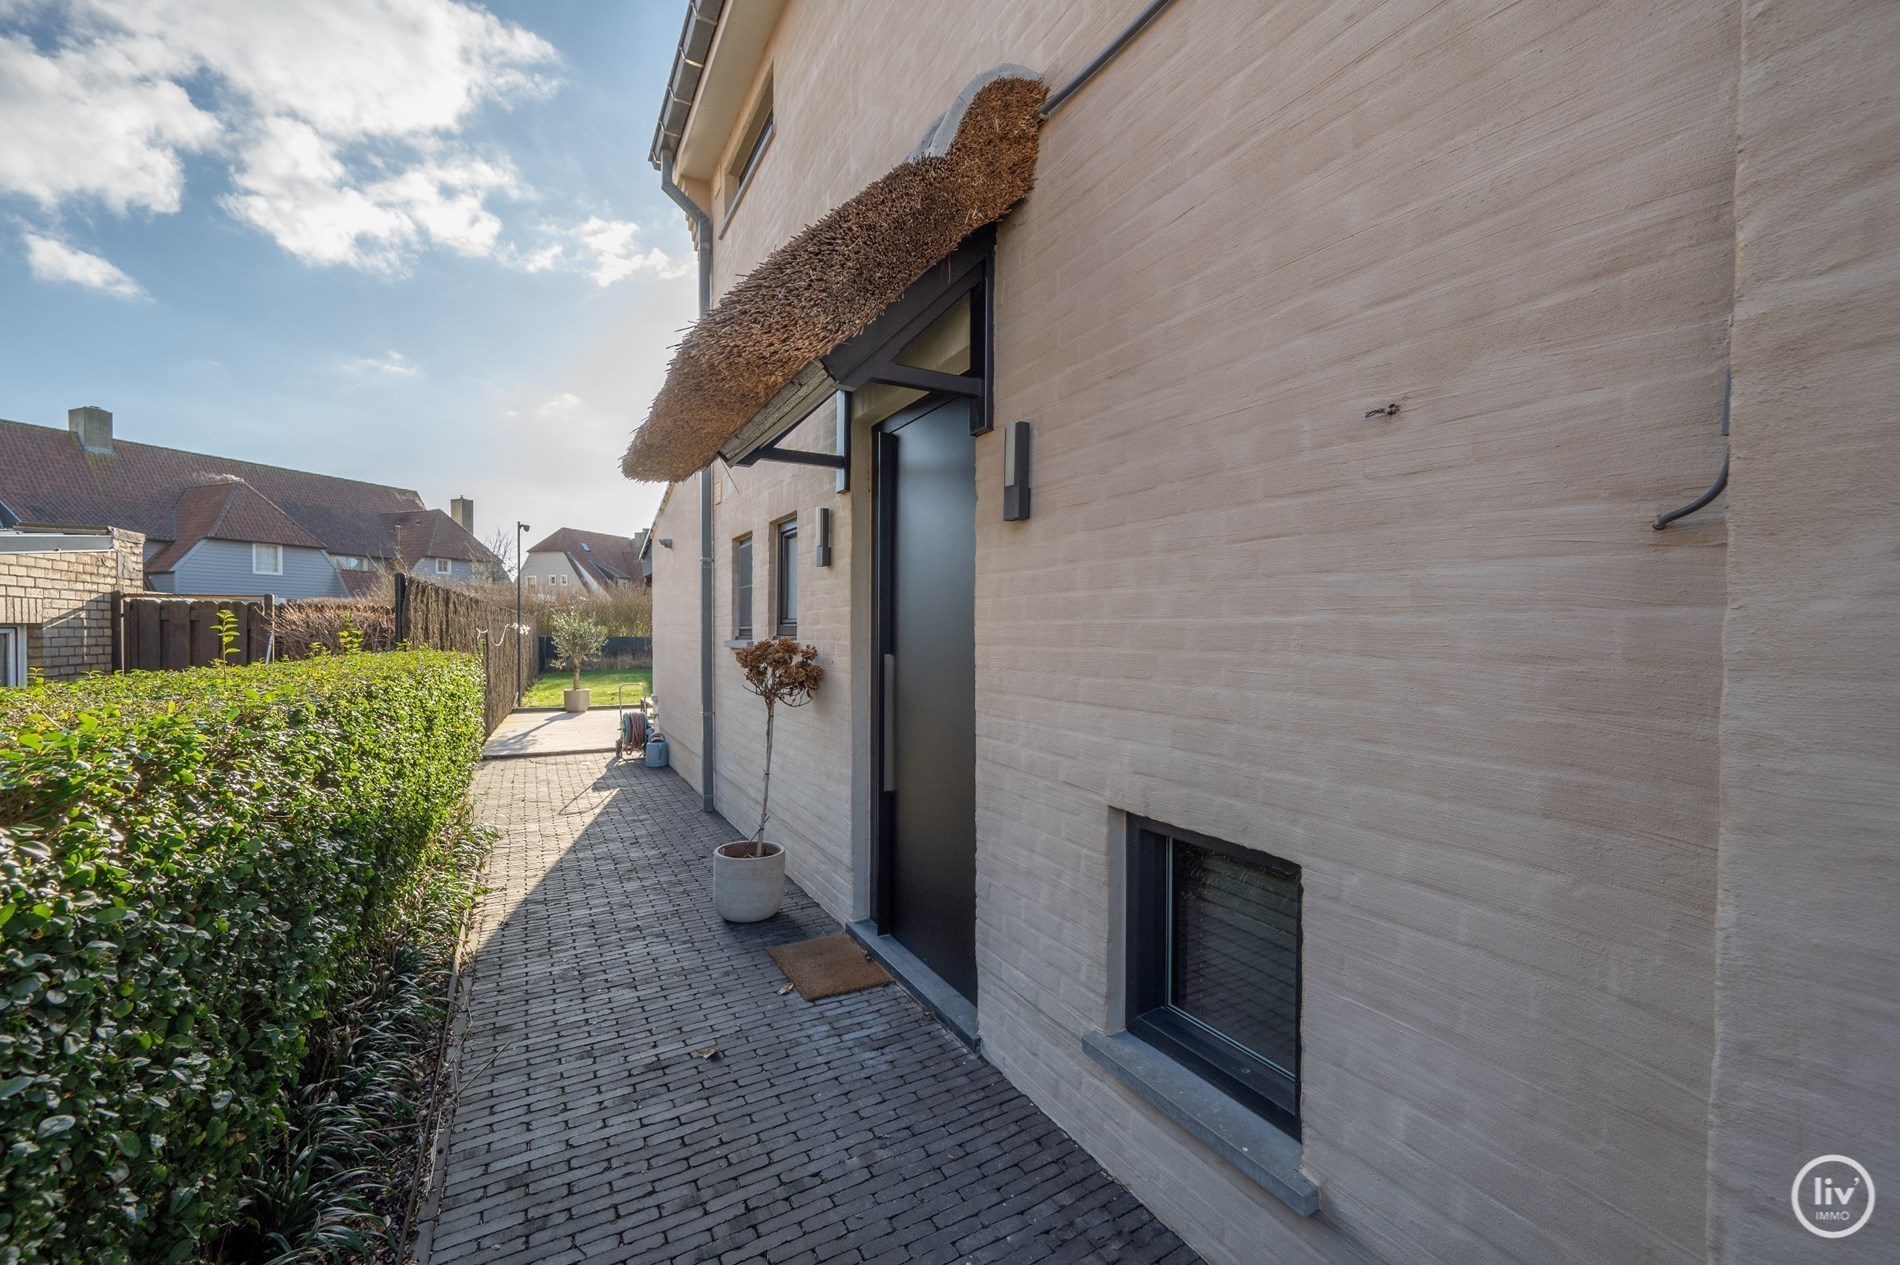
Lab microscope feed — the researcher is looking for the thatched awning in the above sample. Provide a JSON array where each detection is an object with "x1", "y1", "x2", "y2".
[{"x1": 623, "y1": 70, "x2": 1047, "y2": 483}]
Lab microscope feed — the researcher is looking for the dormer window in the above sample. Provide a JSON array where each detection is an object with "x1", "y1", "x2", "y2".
[{"x1": 252, "y1": 543, "x2": 283, "y2": 576}]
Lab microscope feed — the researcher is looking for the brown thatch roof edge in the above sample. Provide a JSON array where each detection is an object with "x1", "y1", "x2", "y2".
[{"x1": 623, "y1": 71, "x2": 1047, "y2": 484}]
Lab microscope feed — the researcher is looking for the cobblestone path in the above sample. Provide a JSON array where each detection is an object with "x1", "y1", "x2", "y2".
[{"x1": 422, "y1": 752, "x2": 1198, "y2": 1265}]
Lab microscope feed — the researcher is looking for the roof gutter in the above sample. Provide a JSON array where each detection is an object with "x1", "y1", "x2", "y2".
[
  {"x1": 649, "y1": 0, "x2": 726, "y2": 169},
  {"x1": 660, "y1": 128, "x2": 719, "y2": 818}
]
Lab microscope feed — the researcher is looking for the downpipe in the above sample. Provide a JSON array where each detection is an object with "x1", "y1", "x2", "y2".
[{"x1": 662, "y1": 149, "x2": 719, "y2": 814}]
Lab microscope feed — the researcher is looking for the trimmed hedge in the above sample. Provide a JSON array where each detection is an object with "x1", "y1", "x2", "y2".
[{"x1": 0, "y1": 652, "x2": 483, "y2": 1264}]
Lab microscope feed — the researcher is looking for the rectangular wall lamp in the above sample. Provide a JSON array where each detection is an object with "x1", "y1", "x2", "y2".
[
  {"x1": 815, "y1": 506, "x2": 833, "y2": 566},
  {"x1": 1003, "y1": 420, "x2": 1032, "y2": 521}
]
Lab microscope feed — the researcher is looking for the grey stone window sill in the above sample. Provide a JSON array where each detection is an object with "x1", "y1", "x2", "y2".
[
  {"x1": 1083, "y1": 1031, "x2": 1319, "y2": 1216},
  {"x1": 723, "y1": 638, "x2": 754, "y2": 648}
]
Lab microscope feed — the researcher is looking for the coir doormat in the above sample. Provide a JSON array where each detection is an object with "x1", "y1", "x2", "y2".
[{"x1": 767, "y1": 934, "x2": 893, "y2": 1001}]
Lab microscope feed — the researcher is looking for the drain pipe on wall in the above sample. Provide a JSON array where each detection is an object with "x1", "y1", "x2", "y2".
[
  {"x1": 662, "y1": 149, "x2": 719, "y2": 814},
  {"x1": 1038, "y1": 0, "x2": 1178, "y2": 119}
]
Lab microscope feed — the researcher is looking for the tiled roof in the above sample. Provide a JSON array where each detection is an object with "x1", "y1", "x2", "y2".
[
  {"x1": 146, "y1": 480, "x2": 325, "y2": 572},
  {"x1": 0, "y1": 416, "x2": 425, "y2": 558},
  {"x1": 387, "y1": 509, "x2": 501, "y2": 570},
  {"x1": 0, "y1": 416, "x2": 504, "y2": 577},
  {"x1": 526, "y1": 527, "x2": 649, "y2": 590},
  {"x1": 339, "y1": 569, "x2": 384, "y2": 598}
]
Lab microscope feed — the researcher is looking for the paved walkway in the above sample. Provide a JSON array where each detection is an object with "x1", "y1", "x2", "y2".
[
  {"x1": 423, "y1": 753, "x2": 1199, "y2": 1265},
  {"x1": 482, "y1": 708, "x2": 623, "y2": 759}
]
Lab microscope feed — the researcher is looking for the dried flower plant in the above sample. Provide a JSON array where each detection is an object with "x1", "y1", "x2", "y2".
[{"x1": 732, "y1": 637, "x2": 825, "y2": 851}]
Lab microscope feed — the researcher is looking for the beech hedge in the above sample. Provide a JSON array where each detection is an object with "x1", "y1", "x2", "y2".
[{"x1": 0, "y1": 651, "x2": 483, "y2": 1264}]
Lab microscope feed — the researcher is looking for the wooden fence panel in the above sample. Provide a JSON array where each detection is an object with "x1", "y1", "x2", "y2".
[
  {"x1": 160, "y1": 603, "x2": 189, "y2": 671},
  {"x1": 134, "y1": 601, "x2": 161, "y2": 671},
  {"x1": 245, "y1": 604, "x2": 270, "y2": 663},
  {"x1": 189, "y1": 602, "x2": 219, "y2": 667},
  {"x1": 115, "y1": 595, "x2": 274, "y2": 671}
]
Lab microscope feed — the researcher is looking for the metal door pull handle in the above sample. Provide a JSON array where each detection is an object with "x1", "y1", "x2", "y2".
[{"x1": 882, "y1": 653, "x2": 897, "y2": 791}]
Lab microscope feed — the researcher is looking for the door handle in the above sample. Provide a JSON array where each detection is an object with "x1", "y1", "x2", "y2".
[{"x1": 882, "y1": 653, "x2": 896, "y2": 792}]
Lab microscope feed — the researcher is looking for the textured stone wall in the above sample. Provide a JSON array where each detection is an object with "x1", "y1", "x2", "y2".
[
  {"x1": 0, "y1": 529, "x2": 144, "y2": 680},
  {"x1": 648, "y1": 2, "x2": 1765, "y2": 1263}
]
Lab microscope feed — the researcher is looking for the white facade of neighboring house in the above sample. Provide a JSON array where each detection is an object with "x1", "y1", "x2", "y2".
[
  {"x1": 521, "y1": 527, "x2": 650, "y2": 597},
  {"x1": 520, "y1": 549, "x2": 586, "y2": 594}
]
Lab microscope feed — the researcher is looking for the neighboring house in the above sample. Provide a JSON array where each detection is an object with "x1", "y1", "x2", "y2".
[
  {"x1": 520, "y1": 527, "x2": 650, "y2": 597},
  {"x1": 629, "y1": 6, "x2": 1897, "y2": 1265},
  {"x1": 0, "y1": 527, "x2": 145, "y2": 683},
  {"x1": 0, "y1": 409, "x2": 502, "y2": 601},
  {"x1": 389, "y1": 503, "x2": 506, "y2": 584},
  {"x1": 145, "y1": 479, "x2": 342, "y2": 598}
]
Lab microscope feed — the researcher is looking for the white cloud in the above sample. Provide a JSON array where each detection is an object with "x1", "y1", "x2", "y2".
[
  {"x1": 343, "y1": 349, "x2": 420, "y2": 378},
  {"x1": 505, "y1": 216, "x2": 692, "y2": 287},
  {"x1": 0, "y1": 29, "x2": 218, "y2": 214},
  {"x1": 0, "y1": 0, "x2": 566, "y2": 274},
  {"x1": 22, "y1": 233, "x2": 147, "y2": 299}
]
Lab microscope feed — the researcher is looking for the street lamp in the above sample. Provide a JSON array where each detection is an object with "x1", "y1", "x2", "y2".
[{"x1": 515, "y1": 521, "x2": 531, "y2": 705}]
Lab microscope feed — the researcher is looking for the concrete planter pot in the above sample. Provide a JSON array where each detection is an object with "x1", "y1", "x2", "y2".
[
  {"x1": 713, "y1": 841, "x2": 785, "y2": 922},
  {"x1": 563, "y1": 688, "x2": 591, "y2": 713}
]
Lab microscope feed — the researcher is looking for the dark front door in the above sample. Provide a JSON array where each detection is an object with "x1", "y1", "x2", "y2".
[{"x1": 876, "y1": 396, "x2": 978, "y2": 1002}]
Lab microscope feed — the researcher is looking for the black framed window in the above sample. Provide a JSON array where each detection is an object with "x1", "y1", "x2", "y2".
[
  {"x1": 1127, "y1": 818, "x2": 1301, "y2": 1136},
  {"x1": 775, "y1": 518, "x2": 798, "y2": 637},
  {"x1": 734, "y1": 535, "x2": 753, "y2": 639}
]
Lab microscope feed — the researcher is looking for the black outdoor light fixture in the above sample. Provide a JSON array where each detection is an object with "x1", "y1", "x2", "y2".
[
  {"x1": 814, "y1": 507, "x2": 833, "y2": 567},
  {"x1": 1003, "y1": 420, "x2": 1032, "y2": 521}
]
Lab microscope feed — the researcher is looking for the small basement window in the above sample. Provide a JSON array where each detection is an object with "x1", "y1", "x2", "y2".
[
  {"x1": 252, "y1": 543, "x2": 283, "y2": 576},
  {"x1": 1127, "y1": 818, "x2": 1301, "y2": 1137}
]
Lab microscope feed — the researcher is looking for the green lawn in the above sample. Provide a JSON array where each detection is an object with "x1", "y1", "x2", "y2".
[{"x1": 521, "y1": 667, "x2": 651, "y2": 710}]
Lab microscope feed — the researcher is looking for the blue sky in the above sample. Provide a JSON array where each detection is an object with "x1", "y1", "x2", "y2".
[{"x1": 0, "y1": 0, "x2": 696, "y2": 554}]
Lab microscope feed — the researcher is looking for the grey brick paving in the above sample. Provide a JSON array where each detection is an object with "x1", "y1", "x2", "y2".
[{"x1": 425, "y1": 753, "x2": 1199, "y2": 1265}]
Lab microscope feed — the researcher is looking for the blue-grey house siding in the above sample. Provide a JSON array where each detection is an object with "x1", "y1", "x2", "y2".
[
  {"x1": 163, "y1": 540, "x2": 347, "y2": 600},
  {"x1": 413, "y1": 557, "x2": 475, "y2": 582}
]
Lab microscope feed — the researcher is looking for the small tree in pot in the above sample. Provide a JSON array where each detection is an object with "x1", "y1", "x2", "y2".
[
  {"x1": 714, "y1": 637, "x2": 824, "y2": 921},
  {"x1": 547, "y1": 608, "x2": 608, "y2": 713}
]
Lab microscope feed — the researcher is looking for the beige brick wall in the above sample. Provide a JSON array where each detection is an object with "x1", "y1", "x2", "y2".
[
  {"x1": 1707, "y1": 2, "x2": 1900, "y2": 1260},
  {"x1": 0, "y1": 529, "x2": 145, "y2": 681},
  {"x1": 654, "y1": 413, "x2": 860, "y2": 918},
  {"x1": 652, "y1": 3, "x2": 1754, "y2": 1263}
]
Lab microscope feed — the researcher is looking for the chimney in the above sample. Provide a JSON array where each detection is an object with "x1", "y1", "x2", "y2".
[
  {"x1": 450, "y1": 496, "x2": 474, "y2": 534},
  {"x1": 68, "y1": 406, "x2": 113, "y2": 455}
]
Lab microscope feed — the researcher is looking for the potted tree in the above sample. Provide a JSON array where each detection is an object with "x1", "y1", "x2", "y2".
[
  {"x1": 546, "y1": 608, "x2": 608, "y2": 713},
  {"x1": 715, "y1": 637, "x2": 824, "y2": 922}
]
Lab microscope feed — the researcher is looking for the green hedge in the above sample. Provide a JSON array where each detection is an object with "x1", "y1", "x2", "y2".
[{"x1": 0, "y1": 652, "x2": 483, "y2": 1264}]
